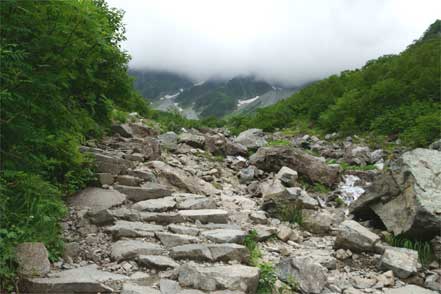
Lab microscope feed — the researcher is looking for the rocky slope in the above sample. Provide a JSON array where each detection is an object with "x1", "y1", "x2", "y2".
[{"x1": 15, "y1": 119, "x2": 441, "y2": 293}]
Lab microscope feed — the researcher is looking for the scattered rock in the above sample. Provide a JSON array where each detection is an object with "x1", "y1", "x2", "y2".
[
  {"x1": 16, "y1": 242, "x2": 50, "y2": 278},
  {"x1": 334, "y1": 220, "x2": 380, "y2": 253},
  {"x1": 69, "y1": 187, "x2": 126, "y2": 215},
  {"x1": 276, "y1": 166, "x2": 298, "y2": 187}
]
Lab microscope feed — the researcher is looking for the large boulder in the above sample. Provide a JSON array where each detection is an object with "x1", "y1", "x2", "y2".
[
  {"x1": 177, "y1": 263, "x2": 259, "y2": 293},
  {"x1": 276, "y1": 256, "x2": 328, "y2": 294},
  {"x1": 234, "y1": 128, "x2": 267, "y2": 149},
  {"x1": 379, "y1": 247, "x2": 419, "y2": 278},
  {"x1": 204, "y1": 133, "x2": 227, "y2": 155},
  {"x1": 69, "y1": 187, "x2": 126, "y2": 215},
  {"x1": 158, "y1": 131, "x2": 178, "y2": 151},
  {"x1": 334, "y1": 220, "x2": 381, "y2": 253},
  {"x1": 178, "y1": 132, "x2": 206, "y2": 148},
  {"x1": 16, "y1": 242, "x2": 51, "y2": 278},
  {"x1": 93, "y1": 153, "x2": 133, "y2": 175},
  {"x1": 350, "y1": 148, "x2": 441, "y2": 239},
  {"x1": 250, "y1": 147, "x2": 340, "y2": 187}
]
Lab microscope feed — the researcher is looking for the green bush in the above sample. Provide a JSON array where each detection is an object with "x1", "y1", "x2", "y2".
[
  {"x1": 385, "y1": 234, "x2": 434, "y2": 266},
  {"x1": 244, "y1": 230, "x2": 262, "y2": 266}
]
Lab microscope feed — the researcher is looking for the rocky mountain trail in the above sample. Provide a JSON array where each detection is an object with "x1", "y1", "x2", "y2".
[{"x1": 15, "y1": 123, "x2": 440, "y2": 293}]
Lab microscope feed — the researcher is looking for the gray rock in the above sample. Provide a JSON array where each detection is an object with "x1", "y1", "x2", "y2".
[
  {"x1": 178, "y1": 132, "x2": 206, "y2": 148},
  {"x1": 344, "y1": 145, "x2": 371, "y2": 165},
  {"x1": 170, "y1": 244, "x2": 249, "y2": 263},
  {"x1": 276, "y1": 166, "x2": 298, "y2": 187},
  {"x1": 97, "y1": 173, "x2": 114, "y2": 185},
  {"x1": 286, "y1": 187, "x2": 319, "y2": 209},
  {"x1": 225, "y1": 140, "x2": 248, "y2": 156},
  {"x1": 334, "y1": 220, "x2": 380, "y2": 253},
  {"x1": 276, "y1": 256, "x2": 327, "y2": 294},
  {"x1": 380, "y1": 247, "x2": 419, "y2": 278},
  {"x1": 111, "y1": 240, "x2": 164, "y2": 261},
  {"x1": 159, "y1": 131, "x2": 178, "y2": 151},
  {"x1": 429, "y1": 139, "x2": 441, "y2": 151},
  {"x1": 70, "y1": 187, "x2": 126, "y2": 215},
  {"x1": 140, "y1": 212, "x2": 186, "y2": 224},
  {"x1": 63, "y1": 242, "x2": 81, "y2": 261},
  {"x1": 168, "y1": 224, "x2": 201, "y2": 236},
  {"x1": 239, "y1": 166, "x2": 255, "y2": 184},
  {"x1": 122, "y1": 283, "x2": 161, "y2": 294},
  {"x1": 106, "y1": 220, "x2": 164, "y2": 239},
  {"x1": 160, "y1": 279, "x2": 181, "y2": 294},
  {"x1": 253, "y1": 225, "x2": 277, "y2": 241},
  {"x1": 93, "y1": 152, "x2": 133, "y2": 174},
  {"x1": 431, "y1": 236, "x2": 441, "y2": 261},
  {"x1": 112, "y1": 123, "x2": 133, "y2": 137},
  {"x1": 155, "y1": 232, "x2": 200, "y2": 248},
  {"x1": 201, "y1": 229, "x2": 247, "y2": 244},
  {"x1": 114, "y1": 183, "x2": 172, "y2": 202},
  {"x1": 132, "y1": 197, "x2": 176, "y2": 212},
  {"x1": 128, "y1": 122, "x2": 158, "y2": 137},
  {"x1": 175, "y1": 193, "x2": 217, "y2": 210},
  {"x1": 128, "y1": 168, "x2": 157, "y2": 182},
  {"x1": 16, "y1": 242, "x2": 50, "y2": 278},
  {"x1": 178, "y1": 263, "x2": 259, "y2": 293},
  {"x1": 249, "y1": 211, "x2": 268, "y2": 224},
  {"x1": 21, "y1": 265, "x2": 128, "y2": 293},
  {"x1": 116, "y1": 175, "x2": 142, "y2": 186},
  {"x1": 350, "y1": 148, "x2": 441, "y2": 239},
  {"x1": 204, "y1": 133, "x2": 227, "y2": 155},
  {"x1": 137, "y1": 255, "x2": 179, "y2": 270},
  {"x1": 179, "y1": 209, "x2": 228, "y2": 224},
  {"x1": 234, "y1": 128, "x2": 267, "y2": 149},
  {"x1": 384, "y1": 285, "x2": 436, "y2": 294},
  {"x1": 302, "y1": 209, "x2": 343, "y2": 235},
  {"x1": 250, "y1": 147, "x2": 340, "y2": 187}
]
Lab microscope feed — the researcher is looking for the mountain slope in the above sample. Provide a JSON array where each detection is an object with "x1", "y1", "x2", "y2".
[{"x1": 228, "y1": 20, "x2": 441, "y2": 147}]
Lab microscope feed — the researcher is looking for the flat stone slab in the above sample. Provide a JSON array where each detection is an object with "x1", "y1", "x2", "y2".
[
  {"x1": 175, "y1": 193, "x2": 217, "y2": 210},
  {"x1": 155, "y1": 232, "x2": 200, "y2": 248},
  {"x1": 70, "y1": 187, "x2": 126, "y2": 215},
  {"x1": 106, "y1": 220, "x2": 164, "y2": 239},
  {"x1": 384, "y1": 285, "x2": 436, "y2": 294},
  {"x1": 132, "y1": 197, "x2": 176, "y2": 212},
  {"x1": 178, "y1": 209, "x2": 228, "y2": 224},
  {"x1": 21, "y1": 265, "x2": 128, "y2": 293},
  {"x1": 122, "y1": 282, "x2": 160, "y2": 294},
  {"x1": 111, "y1": 240, "x2": 164, "y2": 261},
  {"x1": 334, "y1": 220, "x2": 380, "y2": 253},
  {"x1": 114, "y1": 183, "x2": 172, "y2": 202},
  {"x1": 380, "y1": 247, "x2": 419, "y2": 278},
  {"x1": 168, "y1": 224, "x2": 202, "y2": 236},
  {"x1": 170, "y1": 243, "x2": 249, "y2": 263},
  {"x1": 178, "y1": 263, "x2": 259, "y2": 293},
  {"x1": 138, "y1": 255, "x2": 179, "y2": 270},
  {"x1": 201, "y1": 229, "x2": 247, "y2": 244}
]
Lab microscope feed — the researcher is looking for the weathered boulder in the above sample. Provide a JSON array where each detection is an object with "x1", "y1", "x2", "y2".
[
  {"x1": 70, "y1": 187, "x2": 126, "y2": 215},
  {"x1": 204, "y1": 133, "x2": 226, "y2": 155},
  {"x1": 350, "y1": 148, "x2": 441, "y2": 239},
  {"x1": 250, "y1": 147, "x2": 340, "y2": 187},
  {"x1": 276, "y1": 166, "x2": 298, "y2": 187},
  {"x1": 148, "y1": 161, "x2": 218, "y2": 196},
  {"x1": 302, "y1": 209, "x2": 344, "y2": 235},
  {"x1": 239, "y1": 166, "x2": 256, "y2": 184},
  {"x1": 430, "y1": 139, "x2": 441, "y2": 151},
  {"x1": 93, "y1": 153, "x2": 133, "y2": 175},
  {"x1": 379, "y1": 247, "x2": 419, "y2": 278},
  {"x1": 234, "y1": 128, "x2": 267, "y2": 149},
  {"x1": 276, "y1": 256, "x2": 327, "y2": 294},
  {"x1": 16, "y1": 242, "x2": 50, "y2": 278},
  {"x1": 114, "y1": 183, "x2": 172, "y2": 202},
  {"x1": 128, "y1": 122, "x2": 158, "y2": 137},
  {"x1": 158, "y1": 131, "x2": 178, "y2": 151},
  {"x1": 344, "y1": 145, "x2": 371, "y2": 165},
  {"x1": 112, "y1": 123, "x2": 133, "y2": 137},
  {"x1": 21, "y1": 265, "x2": 128, "y2": 293},
  {"x1": 225, "y1": 140, "x2": 248, "y2": 156},
  {"x1": 132, "y1": 197, "x2": 176, "y2": 212},
  {"x1": 334, "y1": 220, "x2": 380, "y2": 253},
  {"x1": 177, "y1": 263, "x2": 259, "y2": 293},
  {"x1": 178, "y1": 132, "x2": 206, "y2": 148}
]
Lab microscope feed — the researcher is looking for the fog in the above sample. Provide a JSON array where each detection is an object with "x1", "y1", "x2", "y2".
[{"x1": 107, "y1": 0, "x2": 440, "y2": 86}]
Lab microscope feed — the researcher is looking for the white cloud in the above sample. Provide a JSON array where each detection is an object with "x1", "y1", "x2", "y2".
[{"x1": 107, "y1": 0, "x2": 441, "y2": 86}]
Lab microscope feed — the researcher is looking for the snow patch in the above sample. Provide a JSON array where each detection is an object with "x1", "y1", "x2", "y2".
[{"x1": 237, "y1": 96, "x2": 260, "y2": 107}]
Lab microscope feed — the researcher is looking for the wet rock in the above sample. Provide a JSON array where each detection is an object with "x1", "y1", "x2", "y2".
[
  {"x1": 111, "y1": 240, "x2": 164, "y2": 261},
  {"x1": 234, "y1": 128, "x2": 267, "y2": 149},
  {"x1": 276, "y1": 256, "x2": 327, "y2": 294},
  {"x1": 250, "y1": 147, "x2": 340, "y2": 187},
  {"x1": 177, "y1": 263, "x2": 259, "y2": 293},
  {"x1": 132, "y1": 197, "x2": 176, "y2": 212},
  {"x1": 16, "y1": 242, "x2": 50, "y2": 278},
  {"x1": 379, "y1": 247, "x2": 419, "y2": 278},
  {"x1": 334, "y1": 220, "x2": 380, "y2": 253},
  {"x1": 276, "y1": 166, "x2": 298, "y2": 187},
  {"x1": 114, "y1": 183, "x2": 172, "y2": 202},
  {"x1": 159, "y1": 131, "x2": 178, "y2": 151},
  {"x1": 137, "y1": 255, "x2": 179, "y2": 270},
  {"x1": 350, "y1": 148, "x2": 441, "y2": 239},
  {"x1": 155, "y1": 232, "x2": 200, "y2": 247},
  {"x1": 201, "y1": 229, "x2": 247, "y2": 244},
  {"x1": 21, "y1": 265, "x2": 128, "y2": 293}
]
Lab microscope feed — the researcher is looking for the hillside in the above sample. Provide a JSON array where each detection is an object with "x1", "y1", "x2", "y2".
[{"x1": 228, "y1": 20, "x2": 441, "y2": 147}]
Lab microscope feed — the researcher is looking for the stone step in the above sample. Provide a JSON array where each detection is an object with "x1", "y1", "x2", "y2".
[
  {"x1": 200, "y1": 229, "x2": 247, "y2": 244},
  {"x1": 132, "y1": 197, "x2": 177, "y2": 212},
  {"x1": 105, "y1": 220, "x2": 164, "y2": 239},
  {"x1": 178, "y1": 209, "x2": 229, "y2": 224},
  {"x1": 114, "y1": 183, "x2": 172, "y2": 202},
  {"x1": 155, "y1": 231, "x2": 200, "y2": 248},
  {"x1": 111, "y1": 240, "x2": 164, "y2": 261},
  {"x1": 21, "y1": 265, "x2": 129, "y2": 293},
  {"x1": 177, "y1": 263, "x2": 259, "y2": 293},
  {"x1": 170, "y1": 243, "x2": 249, "y2": 263}
]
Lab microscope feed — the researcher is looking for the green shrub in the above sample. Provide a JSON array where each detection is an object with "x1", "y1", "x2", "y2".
[
  {"x1": 257, "y1": 262, "x2": 278, "y2": 294},
  {"x1": 276, "y1": 205, "x2": 303, "y2": 225},
  {"x1": 266, "y1": 139, "x2": 291, "y2": 147},
  {"x1": 385, "y1": 234, "x2": 434, "y2": 266},
  {"x1": 339, "y1": 162, "x2": 377, "y2": 171},
  {"x1": 244, "y1": 230, "x2": 262, "y2": 266}
]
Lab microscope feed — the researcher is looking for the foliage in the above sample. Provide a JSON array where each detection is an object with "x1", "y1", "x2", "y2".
[
  {"x1": 0, "y1": 0, "x2": 151, "y2": 288},
  {"x1": 276, "y1": 205, "x2": 303, "y2": 225},
  {"x1": 257, "y1": 262, "x2": 278, "y2": 294},
  {"x1": 226, "y1": 20, "x2": 441, "y2": 147},
  {"x1": 244, "y1": 230, "x2": 262, "y2": 266},
  {"x1": 385, "y1": 234, "x2": 434, "y2": 266},
  {"x1": 339, "y1": 162, "x2": 377, "y2": 171},
  {"x1": 266, "y1": 139, "x2": 291, "y2": 147}
]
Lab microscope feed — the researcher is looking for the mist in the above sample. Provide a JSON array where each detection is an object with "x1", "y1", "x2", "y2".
[{"x1": 107, "y1": 0, "x2": 440, "y2": 86}]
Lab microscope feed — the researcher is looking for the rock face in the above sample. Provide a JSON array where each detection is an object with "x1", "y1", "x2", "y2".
[
  {"x1": 276, "y1": 257, "x2": 328, "y2": 294},
  {"x1": 334, "y1": 220, "x2": 380, "y2": 253},
  {"x1": 250, "y1": 147, "x2": 340, "y2": 187},
  {"x1": 177, "y1": 263, "x2": 259, "y2": 293},
  {"x1": 16, "y1": 242, "x2": 51, "y2": 278},
  {"x1": 379, "y1": 247, "x2": 419, "y2": 278},
  {"x1": 350, "y1": 148, "x2": 441, "y2": 238},
  {"x1": 234, "y1": 128, "x2": 267, "y2": 149}
]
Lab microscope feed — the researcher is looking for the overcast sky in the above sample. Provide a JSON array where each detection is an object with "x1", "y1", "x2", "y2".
[{"x1": 107, "y1": 0, "x2": 440, "y2": 86}]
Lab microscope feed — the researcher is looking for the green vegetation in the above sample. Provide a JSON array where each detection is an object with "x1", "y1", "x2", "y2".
[
  {"x1": 276, "y1": 205, "x2": 303, "y2": 225},
  {"x1": 227, "y1": 20, "x2": 441, "y2": 147},
  {"x1": 334, "y1": 197, "x2": 345, "y2": 207},
  {"x1": 339, "y1": 162, "x2": 377, "y2": 171},
  {"x1": 266, "y1": 139, "x2": 291, "y2": 147},
  {"x1": 0, "y1": 0, "x2": 151, "y2": 288},
  {"x1": 244, "y1": 229, "x2": 262, "y2": 266},
  {"x1": 385, "y1": 234, "x2": 434, "y2": 266},
  {"x1": 257, "y1": 262, "x2": 278, "y2": 294}
]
